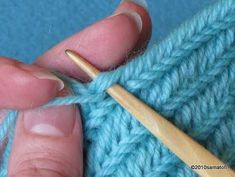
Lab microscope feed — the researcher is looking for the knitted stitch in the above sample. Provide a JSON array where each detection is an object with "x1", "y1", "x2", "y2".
[{"x1": 1, "y1": 0, "x2": 235, "y2": 176}]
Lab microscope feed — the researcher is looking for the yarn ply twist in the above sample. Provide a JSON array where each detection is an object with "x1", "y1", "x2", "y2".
[{"x1": 1, "y1": 0, "x2": 235, "y2": 176}]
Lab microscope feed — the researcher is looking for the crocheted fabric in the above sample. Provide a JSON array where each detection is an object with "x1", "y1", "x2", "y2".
[{"x1": 0, "y1": 0, "x2": 235, "y2": 176}]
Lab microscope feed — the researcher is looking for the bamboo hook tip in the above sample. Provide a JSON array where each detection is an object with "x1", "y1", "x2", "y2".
[
  {"x1": 65, "y1": 49, "x2": 100, "y2": 79},
  {"x1": 65, "y1": 49, "x2": 73, "y2": 56},
  {"x1": 65, "y1": 49, "x2": 78, "y2": 62}
]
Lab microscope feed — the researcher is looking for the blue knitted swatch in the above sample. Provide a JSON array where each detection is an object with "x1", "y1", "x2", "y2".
[{"x1": 0, "y1": 0, "x2": 235, "y2": 176}]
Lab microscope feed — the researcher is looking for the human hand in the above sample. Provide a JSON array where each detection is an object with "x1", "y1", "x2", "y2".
[{"x1": 1, "y1": 1, "x2": 151, "y2": 176}]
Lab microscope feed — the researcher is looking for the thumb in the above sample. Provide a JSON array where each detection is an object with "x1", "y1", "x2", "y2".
[{"x1": 8, "y1": 89, "x2": 83, "y2": 177}]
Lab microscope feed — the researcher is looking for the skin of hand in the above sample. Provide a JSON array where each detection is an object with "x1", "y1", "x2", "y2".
[{"x1": 0, "y1": 1, "x2": 151, "y2": 177}]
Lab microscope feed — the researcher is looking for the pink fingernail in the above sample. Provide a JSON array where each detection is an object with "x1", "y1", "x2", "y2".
[
  {"x1": 109, "y1": 11, "x2": 142, "y2": 33},
  {"x1": 18, "y1": 64, "x2": 64, "y2": 91},
  {"x1": 32, "y1": 71, "x2": 64, "y2": 91},
  {"x1": 23, "y1": 105, "x2": 76, "y2": 137},
  {"x1": 124, "y1": 11, "x2": 142, "y2": 33},
  {"x1": 120, "y1": 0, "x2": 148, "y2": 10}
]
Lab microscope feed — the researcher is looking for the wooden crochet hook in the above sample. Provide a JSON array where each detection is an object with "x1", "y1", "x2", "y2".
[{"x1": 65, "y1": 49, "x2": 235, "y2": 177}]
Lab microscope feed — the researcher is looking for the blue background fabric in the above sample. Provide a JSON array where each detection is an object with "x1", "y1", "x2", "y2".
[
  {"x1": 0, "y1": 0, "x2": 216, "y2": 64},
  {"x1": 1, "y1": 1, "x2": 235, "y2": 177}
]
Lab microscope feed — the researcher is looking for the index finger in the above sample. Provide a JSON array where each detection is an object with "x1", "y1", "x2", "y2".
[{"x1": 36, "y1": 1, "x2": 151, "y2": 81}]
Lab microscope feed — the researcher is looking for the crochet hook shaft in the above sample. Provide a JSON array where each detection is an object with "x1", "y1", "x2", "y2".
[{"x1": 65, "y1": 49, "x2": 235, "y2": 177}]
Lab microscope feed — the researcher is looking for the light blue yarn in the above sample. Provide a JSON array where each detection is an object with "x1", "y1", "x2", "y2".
[{"x1": 1, "y1": 0, "x2": 235, "y2": 176}]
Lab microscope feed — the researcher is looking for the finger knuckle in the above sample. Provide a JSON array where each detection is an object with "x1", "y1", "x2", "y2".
[
  {"x1": 12, "y1": 168, "x2": 66, "y2": 177},
  {"x1": 10, "y1": 151, "x2": 79, "y2": 177}
]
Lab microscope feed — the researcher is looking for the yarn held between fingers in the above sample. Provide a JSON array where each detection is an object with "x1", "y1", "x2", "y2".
[{"x1": 1, "y1": 0, "x2": 235, "y2": 176}]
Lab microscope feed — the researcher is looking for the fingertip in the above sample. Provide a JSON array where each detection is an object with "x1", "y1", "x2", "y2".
[
  {"x1": 36, "y1": 1, "x2": 152, "y2": 82},
  {"x1": 37, "y1": 12, "x2": 141, "y2": 81},
  {"x1": 116, "y1": 0, "x2": 152, "y2": 51},
  {"x1": 0, "y1": 58, "x2": 63, "y2": 109},
  {"x1": 8, "y1": 105, "x2": 83, "y2": 177}
]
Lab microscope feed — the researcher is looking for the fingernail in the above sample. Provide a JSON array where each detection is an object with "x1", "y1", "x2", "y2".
[
  {"x1": 32, "y1": 71, "x2": 64, "y2": 91},
  {"x1": 120, "y1": 0, "x2": 148, "y2": 10},
  {"x1": 124, "y1": 11, "x2": 142, "y2": 33},
  {"x1": 18, "y1": 63, "x2": 65, "y2": 91},
  {"x1": 110, "y1": 11, "x2": 142, "y2": 33},
  {"x1": 23, "y1": 105, "x2": 77, "y2": 137}
]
